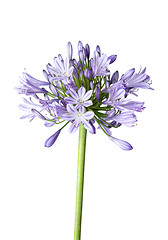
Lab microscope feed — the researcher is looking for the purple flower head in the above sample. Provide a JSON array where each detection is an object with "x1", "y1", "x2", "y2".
[{"x1": 16, "y1": 41, "x2": 152, "y2": 150}]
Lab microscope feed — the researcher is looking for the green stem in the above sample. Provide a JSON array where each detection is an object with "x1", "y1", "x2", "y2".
[{"x1": 74, "y1": 124, "x2": 87, "y2": 240}]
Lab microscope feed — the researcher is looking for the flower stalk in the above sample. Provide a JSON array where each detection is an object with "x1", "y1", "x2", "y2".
[{"x1": 74, "y1": 124, "x2": 87, "y2": 240}]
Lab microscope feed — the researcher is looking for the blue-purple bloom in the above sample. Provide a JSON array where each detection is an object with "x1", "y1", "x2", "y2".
[
  {"x1": 16, "y1": 41, "x2": 153, "y2": 150},
  {"x1": 61, "y1": 104, "x2": 94, "y2": 133},
  {"x1": 65, "y1": 86, "x2": 93, "y2": 109}
]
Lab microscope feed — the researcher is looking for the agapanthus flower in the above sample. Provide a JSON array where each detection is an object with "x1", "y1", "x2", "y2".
[
  {"x1": 61, "y1": 104, "x2": 94, "y2": 133},
  {"x1": 64, "y1": 86, "x2": 93, "y2": 109},
  {"x1": 16, "y1": 41, "x2": 153, "y2": 150}
]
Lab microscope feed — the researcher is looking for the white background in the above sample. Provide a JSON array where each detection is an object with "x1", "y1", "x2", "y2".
[{"x1": 0, "y1": 0, "x2": 168, "y2": 239}]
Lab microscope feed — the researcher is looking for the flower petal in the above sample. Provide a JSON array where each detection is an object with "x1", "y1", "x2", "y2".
[
  {"x1": 83, "y1": 90, "x2": 93, "y2": 101},
  {"x1": 68, "y1": 88, "x2": 79, "y2": 100},
  {"x1": 83, "y1": 100, "x2": 93, "y2": 107},
  {"x1": 31, "y1": 109, "x2": 46, "y2": 120},
  {"x1": 122, "y1": 68, "x2": 135, "y2": 81},
  {"x1": 67, "y1": 104, "x2": 77, "y2": 114},
  {"x1": 82, "y1": 119, "x2": 93, "y2": 132},
  {"x1": 78, "y1": 86, "x2": 86, "y2": 99},
  {"x1": 83, "y1": 111, "x2": 94, "y2": 120},
  {"x1": 69, "y1": 122, "x2": 78, "y2": 133},
  {"x1": 64, "y1": 97, "x2": 77, "y2": 104}
]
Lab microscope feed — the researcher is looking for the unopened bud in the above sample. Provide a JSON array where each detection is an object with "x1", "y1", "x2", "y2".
[
  {"x1": 95, "y1": 85, "x2": 100, "y2": 102},
  {"x1": 67, "y1": 42, "x2": 73, "y2": 60},
  {"x1": 108, "y1": 55, "x2": 117, "y2": 64},
  {"x1": 85, "y1": 44, "x2": 90, "y2": 59},
  {"x1": 78, "y1": 41, "x2": 83, "y2": 52},
  {"x1": 111, "y1": 71, "x2": 119, "y2": 84},
  {"x1": 90, "y1": 80, "x2": 94, "y2": 90},
  {"x1": 79, "y1": 50, "x2": 85, "y2": 62},
  {"x1": 84, "y1": 68, "x2": 92, "y2": 79}
]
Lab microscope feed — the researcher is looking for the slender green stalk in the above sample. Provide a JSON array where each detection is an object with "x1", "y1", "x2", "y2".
[{"x1": 74, "y1": 124, "x2": 87, "y2": 240}]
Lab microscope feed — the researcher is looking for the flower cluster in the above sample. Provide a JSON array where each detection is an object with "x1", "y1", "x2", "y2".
[{"x1": 16, "y1": 41, "x2": 153, "y2": 150}]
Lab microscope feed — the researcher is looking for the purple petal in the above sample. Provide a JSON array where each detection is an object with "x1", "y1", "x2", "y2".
[
  {"x1": 122, "y1": 68, "x2": 135, "y2": 81},
  {"x1": 83, "y1": 100, "x2": 93, "y2": 107},
  {"x1": 89, "y1": 121, "x2": 96, "y2": 134},
  {"x1": 83, "y1": 90, "x2": 93, "y2": 101},
  {"x1": 78, "y1": 86, "x2": 86, "y2": 99},
  {"x1": 109, "y1": 136, "x2": 133, "y2": 150},
  {"x1": 67, "y1": 104, "x2": 77, "y2": 114},
  {"x1": 44, "y1": 121, "x2": 55, "y2": 127},
  {"x1": 112, "y1": 111, "x2": 137, "y2": 127},
  {"x1": 64, "y1": 97, "x2": 77, "y2": 104},
  {"x1": 45, "y1": 129, "x2": 61, "y2": 147},
  {"x1": 82, "y1": 119, "x2": 93, "y2": 132},
  {"x1": 61, "y1": 113, "x2": 74, "y2": 121},
  {"x1": 69, "y1": 122, "x2": 78, "y2": 133},
  {"x1": 69, "y1": 88, "x2": 79, "y2": 100},
  {"x1": 83, "y1": 111, "x2": 94, "y2": 120},
  {"x1": 31, "y1": 109, "x2": 46, "y2": 120},
  {"x1": 79, "y1": 106, "x2": 85, "y2": 114}
]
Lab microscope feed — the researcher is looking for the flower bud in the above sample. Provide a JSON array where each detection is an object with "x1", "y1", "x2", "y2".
[
  {"x1": 73, "y1": 67, "x2": 79, "y2": 79},
  {"x1": 85, "y1": 44, "x2": 90, "y2": 59},
  {"x1": 45, "y1": 129, "x2": 61, "y2": 147},
  {"x1": 95, "y1": 85, "x2": 100, "y2": 102},
  {"x1": 90, "y1": 80, "x2": 94, "y2": 90},
  {"x1": 84, "y1": 68, "x2": 92, "y2": 79},
  {"x1": 106, "y1": 80, "x2": 110, "y2": 88},
  {"x1": 108, "y1": 55, "x2": 117, "y2": 64},
  {"x1": 111, "y1": 71, "x2": 119, "y2": 84},
  {"x1": 78, "y1": 41, "x2": 83, "y2": 52},
  {"x1": 67, "y1": 42, "x2": 73, "y2": 60},
  {"x1": 79, "y1": 50, "x2": 85, "y2": 62}
]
